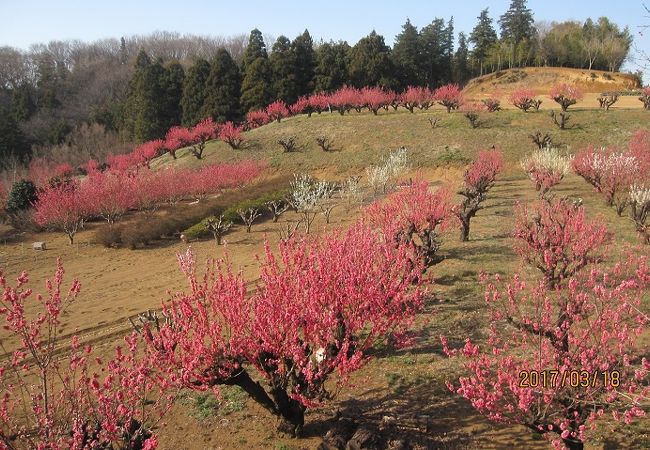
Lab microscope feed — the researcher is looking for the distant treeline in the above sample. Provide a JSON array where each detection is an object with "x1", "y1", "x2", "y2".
[{"x1": 0, "y1": 0, "x2": 635, "y2": 169}]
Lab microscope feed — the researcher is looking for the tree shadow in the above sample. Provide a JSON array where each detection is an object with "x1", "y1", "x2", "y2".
[{"x1": 302, "y1": 377, "x2": 489, "y2": 449}]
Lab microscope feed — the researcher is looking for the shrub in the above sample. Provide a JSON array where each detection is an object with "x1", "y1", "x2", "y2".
[
  {"x1": 7, "y1": 179, "x2": 37, "y2": 213},
  {"x1": 316, "y1": 136, "x2": 333, "y2": 152},
  {"x1": 237, "y1": 206, "x2": 262, "y2": 233},
  {"x1": 550, "y1": 111, "x2": 572, "y2": 130},
  {"x1": 435, "y1": 148, "x2": 470, "y2": 166},
  {"x1": 481, "y1": 96, "x2": 501, "y2": 112},
  {"x1": 461, "y1": 102, "x2": 484, "y2": 128},
  {"x1": 278, "y1": 136, "x2": 298, "y2": 152},
  {"x1": 205, "y1": 215, "x2": 233, "y2": 244},
  {"x1": 94, "y1": 224, "x2": 123, "y2": 247},
  {"x1": 529, "y1": 131, "x2": 554, "y2": 149},
  {"x1": 597, "y1": 94, "x2": 618, "y2": 110}
]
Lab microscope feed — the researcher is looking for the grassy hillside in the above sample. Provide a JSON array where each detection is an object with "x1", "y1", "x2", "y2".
[{"x1": 151, "y1": 106, "x2": 648, "y2": 176}]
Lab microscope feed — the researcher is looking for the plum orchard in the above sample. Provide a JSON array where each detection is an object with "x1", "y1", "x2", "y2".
[
  {"x1": 33, "y1": 160, "x2": 264, "y2": 244},
  {"x1": 444, "y1": 198, "x2": 650, "y2": 450},
  {"x1": 3, "y1": 185, "x2": 449, "y2": 442}
]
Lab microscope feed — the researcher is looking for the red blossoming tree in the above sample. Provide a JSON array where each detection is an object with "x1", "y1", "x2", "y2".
[
  {"x1": 246, "y1": 109, "x2": 270, "y2": 129},
  {"x1": 141, "y1": 222, "x2": 424, "y2": 435},
  {"x1": 218, "y1": 121, "x2": 245, "y2": 149},
  {"x1": 361, "y1": 86, "x2": 391, "y2": 115},
  {"x1": 265, "y1": 100, "x2": 289, "y2": 123},
  {"x1": 33, "y1": 182, "x2": 89, "y2": 244},
  {"x1": 188, "y1": 118, "x2": 218, "y2": 159},
  {"x1": 509, "y1": 88, "x2": 542, "y2": 112},
  {"x1": 444, "y1": 199, "x2": 650, "y2": 450},
  {"x1": 366, "y1": 181, "x2": 455, "y2": 267},
  {"x1": 549, "y1": 83, "x2": 584, "y2": 111},
  {"x1": 82, "y1": 172, "x2": 137, "y2": 224},
  {"x1": 433, "y1": 83, "x2": 463, "y2": 113},
  {"x1": 0, "y1": 261, "x2": 169, "y2": 449},
  {"x1": 455, "y1": 149, "x2": 504, "y2": 241}
]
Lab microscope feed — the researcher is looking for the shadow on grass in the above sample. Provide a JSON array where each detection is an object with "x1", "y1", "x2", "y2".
[{"x1": 301, "y1": 377, "x2": 490, "y2": 449}]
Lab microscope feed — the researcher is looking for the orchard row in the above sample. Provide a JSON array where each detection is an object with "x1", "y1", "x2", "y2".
[{"x1": 31, "y1": 160, "x2": 264, "y2": 244}]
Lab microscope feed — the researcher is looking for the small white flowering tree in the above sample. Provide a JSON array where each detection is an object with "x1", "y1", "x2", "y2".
[
  {"x1": 366, "y1": 148, "x2": 409, "y2": 195},
  {"x1": 289, "y1": 175, "x2": 337, "y2": 233},
  {"x1": 630, "y1": 184, "x2": 650, "y2": 244},
  {"x1": 520, "y1": 147, "x2": 572, "y2": 198}
]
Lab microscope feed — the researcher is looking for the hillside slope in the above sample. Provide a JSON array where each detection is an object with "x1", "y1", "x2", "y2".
[
  {"x1": 150, "y1": 107, "x2": 648, "y2": 176},
  {"x1": 463, "y1": 66, "x2": 640, "y2": 98}
]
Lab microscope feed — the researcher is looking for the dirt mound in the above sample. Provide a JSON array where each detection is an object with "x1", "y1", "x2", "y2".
[{"x1": 463, "y1": 66, "x2": 641, "y2": 99}]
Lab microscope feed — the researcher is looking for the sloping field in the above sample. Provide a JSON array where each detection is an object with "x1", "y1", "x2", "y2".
[
  {"x1": 464, "y1": 67, "x2": 643, "y2": 109},
  {"x1": 2, "y1": 100, "x2": 649, "y2": 448}
]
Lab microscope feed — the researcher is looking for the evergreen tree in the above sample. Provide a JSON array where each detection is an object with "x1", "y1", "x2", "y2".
[
  {"x1": 270, "y1": 36, "x2": 299, "y2": 104},
  {"x1": 181, "y1": 58, "x2": 211, "y2": 126},
  {"x1": 10, "y1": 83, "x2": 36, "y2": 122},
  {"x1": 469, "y1": 9, "x2": 498, "y2": 75},
  {"x1": 202, "y1": 49, "x2": 242, "y2": 122},
  {"x1": 124, "y1": 50, "x2": 170, "y2": 142},
  {"x1": 241, "y1": 57, "x2": 273, "y2": 111},
  {"x1": 420, "y1": 18, "x2": 454, "y2": 87},
  {"x1": 0, "y1": 103, "x2": 30, "y2": 169},
  {"x1": 291, "y1": 30, "x2": 316, "y2": 97},
  {"x1": 314, "y1": 41, "x2": 350, "y2": 92},
  {"x1": 453, "y1": 32, "x2": 471, "y2": 84},
  {"x1": 119, "y1": 37, "x2": 128, "y2": 65},
  {"x1": 242, "y1": 29, "x2": 268, "y2": 70},
  {"x1": 348, "y1": 31, "x2": 395, "y2": 88},
  {"x1": 442, "y1": 18, "x2": 455, "y2": 83},
  {"x1": 34, "y1": 52, "x2": 63, "y2": 109},
  {"x1": 499, "y1": 0, "x2": 535, "y2": 66},
  {"x1": 392, "y1": 19, "x2": 422, "y2": 89},
  {"x1": 161, "y1": 61, "x2": 184, "y2": 129}
]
